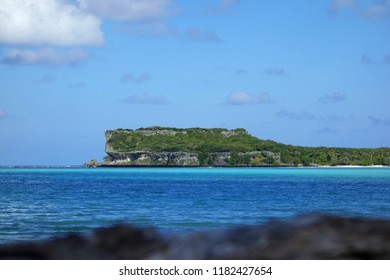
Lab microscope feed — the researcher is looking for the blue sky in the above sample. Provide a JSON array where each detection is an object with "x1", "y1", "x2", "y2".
[{"x1": 0, "y1": 0, "x2": 389, "y2": 165}]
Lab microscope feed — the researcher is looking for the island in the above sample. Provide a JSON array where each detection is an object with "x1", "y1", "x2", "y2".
[{"x1": 85, "y1": 126, "x2": 390, "y2": 167}]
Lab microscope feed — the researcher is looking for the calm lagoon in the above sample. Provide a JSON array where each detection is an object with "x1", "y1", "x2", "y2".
[{"x1": 0, "y1": 167, "x2": 389, "y2": 243}]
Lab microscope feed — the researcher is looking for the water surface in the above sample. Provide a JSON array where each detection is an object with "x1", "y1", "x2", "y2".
[{"x1": 0, "y1": 167, "x2": 389, "y2": 243}]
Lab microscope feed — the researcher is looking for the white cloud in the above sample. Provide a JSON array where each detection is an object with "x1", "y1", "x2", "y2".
[
  {"x1": 318, "y1": 92, "x2": 347, "y2": 104},
  {"x1": 122, "y1": 93, "x2": 167, "y2": 105},
  {"x1": 1, "y1": 48, "x2": 90, "y2": 66},
  {"x1": 0, "y1": 0, "x2": 103, "y2": 47},
  {"x1": 0, "y1": 0, "x2": 181, "y2": 66},
  {"x1": 78, "y1": 0, "x2": 174, "y2": 21},
  {"x1": 227, "y1": 92, "x2": 272, "y2": 105},
  {"x1": 0, "y1": 109, "x2": 6, "y2": 119}
]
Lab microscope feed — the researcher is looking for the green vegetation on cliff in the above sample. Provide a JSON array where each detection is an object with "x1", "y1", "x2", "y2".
[{"x1": 104, "y1": 126, "x2": 390, "y2": 166}]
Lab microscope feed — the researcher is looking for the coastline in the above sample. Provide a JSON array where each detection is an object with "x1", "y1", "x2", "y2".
[
  {"x1": 1, "y1": 164, "x2": 389, "y2": 169},
  {"x1": 93, "y1": 164, "x2": 390, "y2": 169},
  {"x1": 315, "y1": 165, "x2": 389, "y2": 168}
]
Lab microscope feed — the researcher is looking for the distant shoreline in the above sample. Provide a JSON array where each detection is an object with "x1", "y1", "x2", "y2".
[
  {"x1": 1, "y1": 165, "x2": 389, "y2": 169},
  {"x1": 100, "y1": 127, "x2": 390, "y2": 168},
  {"x1": 96, "y1": 164, "x2": 390, "y2": 168},
  {"x1": 314, "y1": 165, "x2": 389, "y2": 168}
]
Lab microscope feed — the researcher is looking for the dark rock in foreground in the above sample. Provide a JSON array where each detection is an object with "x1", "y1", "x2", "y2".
[{"x1": 1, "y1": 215, "x2": 390, "y2": 260}]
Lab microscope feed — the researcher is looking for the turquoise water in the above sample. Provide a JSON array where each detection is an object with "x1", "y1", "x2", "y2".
[{"x1": 0, "y1": 167, "x2": 389, "y2": 243}]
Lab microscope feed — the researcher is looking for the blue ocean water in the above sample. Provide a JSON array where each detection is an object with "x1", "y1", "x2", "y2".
[{"x1": 0, "y1": 167, "x2": 389, "y2": 243}]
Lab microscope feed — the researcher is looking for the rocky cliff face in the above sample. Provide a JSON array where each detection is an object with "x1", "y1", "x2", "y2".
[
  {"x1": 101, "y1": 127, "x2": 281, "y2": 167},
  {"x1": 103, "y1": 151, "x2": 280, "y2": 167},
  {"x1": 106, "y1": 152, "x2": 200, "y2": 166},
  {"x1": 103, "y1": 151, "x2": 281, "y2": 167},
  {"x1": 86, "y1": 126, "x2": 390, "y2": 167}
]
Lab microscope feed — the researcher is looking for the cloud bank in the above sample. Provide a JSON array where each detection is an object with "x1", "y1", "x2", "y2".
[
  {"x1": 0, "y1": 1, "x2": 221, "y2": 66},
  {"x1": 0, "y1": 0, "x2": 177, "y2": 66},
  {"x1": 0, "y1": 0, "x2": 176, "y2": 47},
  {"x1": 0, "y1": 0, "x2": 103, "y2": 47}
]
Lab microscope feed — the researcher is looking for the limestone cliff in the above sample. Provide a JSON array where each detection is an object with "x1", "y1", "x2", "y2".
[
  {"x1": 101, "y1": 127, "x2": 281, "y2": 167},
  {"x1": 85, "y1": 126, "x2": 390, "y2": 167}
]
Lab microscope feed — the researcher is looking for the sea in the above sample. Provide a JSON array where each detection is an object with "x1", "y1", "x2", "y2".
[{"x1": 0, "y1": 167, "x2": 389, "y2": 244}]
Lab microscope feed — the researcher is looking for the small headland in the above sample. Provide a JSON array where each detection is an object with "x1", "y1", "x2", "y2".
[{"x1": 85, "y1": 126, "x2": 390, "y2": 168}]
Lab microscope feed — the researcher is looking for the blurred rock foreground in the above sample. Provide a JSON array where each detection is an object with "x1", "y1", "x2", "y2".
[{"x1": 1, "y1": 215, "x2": 389, "y2": 260}]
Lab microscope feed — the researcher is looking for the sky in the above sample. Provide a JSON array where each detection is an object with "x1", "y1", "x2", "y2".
[{"x1": 0, "y1": 0, "x2": 389, "y2": 165}]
